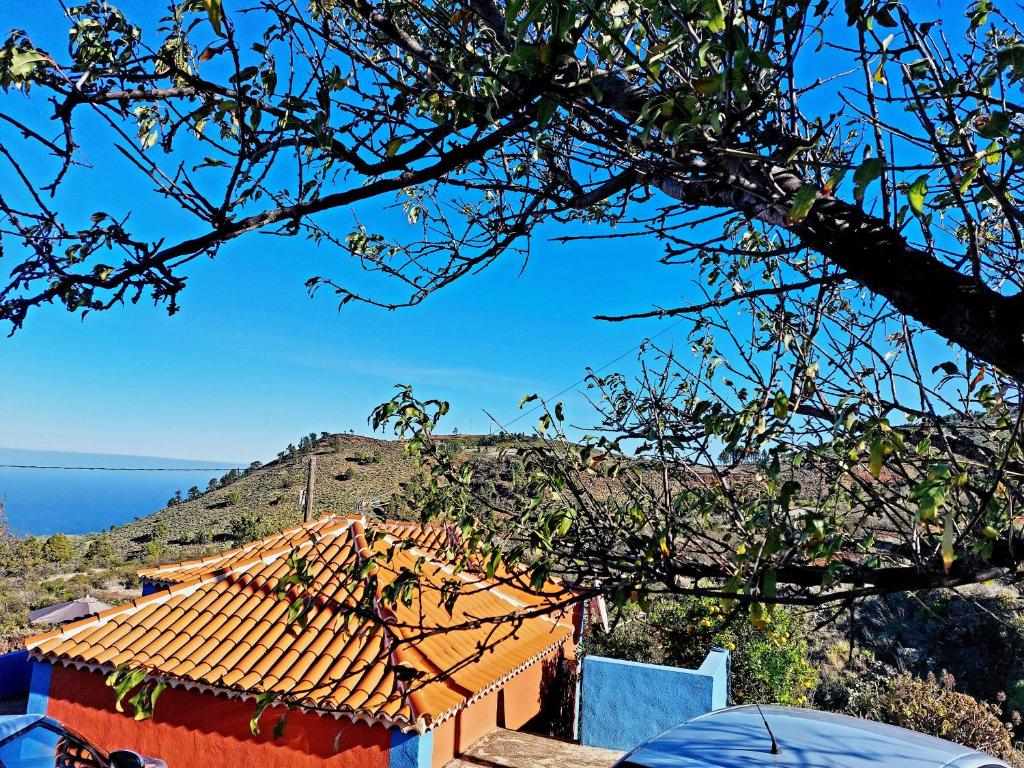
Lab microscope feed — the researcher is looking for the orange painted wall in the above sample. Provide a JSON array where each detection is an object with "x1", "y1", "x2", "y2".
[
  {"x1": 429, "y1": 649, "x2": 563, "y2": 768},
  {"x1": 498, "y1": 661, "x2": 544, "y2": 731},
  {"x1": 428, "y1": 691, "x2": 498, "y2": 768},
  {"x1": 46, "y1": 665, "x2": 391, "y2": 768}
]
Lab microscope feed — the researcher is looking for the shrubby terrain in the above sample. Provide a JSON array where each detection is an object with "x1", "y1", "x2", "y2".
[
  {"x1": 587, "y1": 586, "x2": 1024, "y2": 761},
  {"x1": 0, "y1": 432, "x2": 518, "y2": 642}
]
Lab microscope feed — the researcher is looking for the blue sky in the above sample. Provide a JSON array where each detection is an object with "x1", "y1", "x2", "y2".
[
  {"x1": 0, "y1": 2, "x2": 963, "y2": 465},
  {"x1": 0, "y1": 213, "x2": 683, "y2": 462},
  {"x1": 0, "y1": 2, "x2": 706, "y2": 464}
]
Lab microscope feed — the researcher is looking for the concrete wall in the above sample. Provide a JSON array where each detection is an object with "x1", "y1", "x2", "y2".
[
  {"x1": 0, "y1": 650, "x2": 31, "y2": 698},
  {"x1": 579, "y1": 649, "x2": 730, "y2": 752}
]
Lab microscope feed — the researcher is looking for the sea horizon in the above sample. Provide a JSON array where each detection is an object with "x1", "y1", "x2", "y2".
[{"x1": 0, "y1": 447, "x2": 245, "y2": 537}]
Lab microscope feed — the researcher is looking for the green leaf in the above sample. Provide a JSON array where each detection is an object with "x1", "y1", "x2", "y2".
[
  {"x1": 787, "y1": 184, "x2": 818, "y2": 223},
  {"x1": 996, "y1": 45, "x2": 1024, "y2": 82},
  {"x1": 967, "y1": 0, "x2": 992, "y2": 30},
  {"x1": 8, "y1": 48, "x2": 47, "y2": 79},
  {"x1": 694, "y1": 74, "x2": 725, "y2": 96},
  {"x1": 518, "y1": 393, "x2": 538, "y2": 409},
  {"x1": 853, "y1": 158, "x2": 886, "y2": 203},
  {"x1": 273, "y1": 713, "x2": 288, "y2": 739},
  {"x1": 385, "y1": 137, "x2": 403, "y2": 157},
  {"x1": 907, "y1": 175, "x2": 928, "y2": 215},
  {"x1": 250, "y1": 690, "x2": 277, "y2": 735},
  {"x1": 941, "y1": 510, "x2": 955, "y2": 572},
  {"x1": 536, "y1": 97, "x2": 558, "y2": 129},
  {"x1": 773, "y1": 391, "x2": 790, "y2": 419},
  {"x1": 868, "y1": 439, "x2": 888, "y2": 478},
  {"x1": 203, "y1": 0, "x2": 224, "y2": 35},
  {"x1": 703, "y1": 0, "x2": 726, "y2": 32}
]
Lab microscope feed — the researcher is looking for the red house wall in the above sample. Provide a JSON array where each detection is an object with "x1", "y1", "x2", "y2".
[{"x1": 46, "y1": 665, "x2": 391, "y2": 768}]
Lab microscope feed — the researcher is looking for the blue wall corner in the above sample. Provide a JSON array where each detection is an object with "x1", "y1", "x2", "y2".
[
  {"x1": 388, "y1": 728, "x2": 433, "y2": 768},
  {"x1": 698, "y1": 649, "x2": 730, "y2": 711},
  {"x1": 579, "y1": 650, "x2": 730, "y2": 752},
  {"x1": 0, "y1": 650, "x2": 32, "y2": 698},
  {"x1": 26, "y1": 660, "x2": 52, "y2": 715}
]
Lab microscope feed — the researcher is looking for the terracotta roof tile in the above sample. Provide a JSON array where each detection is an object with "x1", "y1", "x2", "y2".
[{"x1": 28, "y1": 516, "x2": 574, "y2": 732}]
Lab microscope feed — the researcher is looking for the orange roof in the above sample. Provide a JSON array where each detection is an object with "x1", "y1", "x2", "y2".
[
  {"x1": 28, "y1": 516, "x2": 574, "y2": 732},
  {"x1": 136, "y1": 516, "x2": 349, "y2": 586}
]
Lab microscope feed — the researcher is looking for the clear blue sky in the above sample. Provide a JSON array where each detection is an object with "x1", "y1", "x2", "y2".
[{"x1": 0, "y1": 213, "x2": 683, "y2": 462}]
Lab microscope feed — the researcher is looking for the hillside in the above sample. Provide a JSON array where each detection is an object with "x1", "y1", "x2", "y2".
[
  {"x1": 102, "y1": 432, "x2": 516, "y2": 563},
  {"x1": 0, "y1": 432, "x2": 521, "y2": 647}
]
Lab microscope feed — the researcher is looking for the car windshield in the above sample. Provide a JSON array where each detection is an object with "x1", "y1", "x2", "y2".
[
  {"x1": 0, "y1": 724, "x2": 103, "y2": 768},
  {"x1": 0, "y1": 723, "x2": 61, "y2": 768}
]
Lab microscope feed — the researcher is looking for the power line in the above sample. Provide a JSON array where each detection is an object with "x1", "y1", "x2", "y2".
[
  {"x1": 0, "y1": 463, "x2": 242, "y2": 472},
  {"x1": 486, "y1": 315, "x2": 690, "y2": 432}
]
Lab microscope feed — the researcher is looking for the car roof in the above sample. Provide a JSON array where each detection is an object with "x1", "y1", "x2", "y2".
[
  {"x1": 0, "y1": 715, "x2": 55, "y2": 743},
  {"x1": 618, "y1": 706, "x2": 1010, "y2": 768}
]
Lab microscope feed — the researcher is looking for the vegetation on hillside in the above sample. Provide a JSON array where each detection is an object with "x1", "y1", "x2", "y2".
[
  {"x1": 0, "y1": 432, "x2": 519, "y2": 644},
  {"x1": 588, "y1": 586, "x2": 1024, "y2": 760}
]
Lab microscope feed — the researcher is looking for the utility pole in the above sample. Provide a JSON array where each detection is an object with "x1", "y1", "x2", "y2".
[{"x1": 303, "y1": 454, "x2": 316, "y2": 522}]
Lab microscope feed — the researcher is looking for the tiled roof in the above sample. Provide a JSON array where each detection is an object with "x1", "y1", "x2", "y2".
[
  {"x1": 136, "y1": 518, "x2": 458, "y2": 587},
  {"x1": 136, "y1": 516, "x2": 351, "y2": 586},
  {"x1": 28, "y1": 516, "x2": 574, "y2": 732}
]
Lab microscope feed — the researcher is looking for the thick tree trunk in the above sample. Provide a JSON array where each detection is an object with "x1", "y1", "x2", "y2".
[{"x1": 657, "y1": 163, "x2": 1024, "y2": 381}]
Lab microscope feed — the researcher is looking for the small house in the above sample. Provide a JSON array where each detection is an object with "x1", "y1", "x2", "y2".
[{"x1": 24, "y1": 516, "x2": 577, "y2": 768}]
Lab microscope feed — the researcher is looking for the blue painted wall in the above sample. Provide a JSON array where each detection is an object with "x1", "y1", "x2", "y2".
[
  {"x1": 26, "y1": 660, "x2": 52, "y2": 714},
  {"x1": 141, "y1": 582, "x2": 159, "y2": 596},
  {"x1": 388, "y1": 728, "x2": 433, "y2": 768},
  {"x1": 579, "y1": 649, "x2": 730, "y2": 752},
  {"x1": 0, "y1": 650, "x2": 32, "y2": 698}
]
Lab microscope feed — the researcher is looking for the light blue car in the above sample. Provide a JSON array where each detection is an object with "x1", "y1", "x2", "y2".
[
  {"x1": 615, "y1": 705, "x2": 1011, "y2": 768},
  {"x1": 0, "y1": 715, "x2": 166, "y2": 768}
]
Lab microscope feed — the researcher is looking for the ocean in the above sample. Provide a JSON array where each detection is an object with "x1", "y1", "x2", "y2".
[{"x1": 0, "y1": 447, "x2": 242, "y2": 536}]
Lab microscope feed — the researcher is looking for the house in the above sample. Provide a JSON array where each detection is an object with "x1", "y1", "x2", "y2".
[{"x1": 24, "y1": 515, "x2": 578, "y2": 768}]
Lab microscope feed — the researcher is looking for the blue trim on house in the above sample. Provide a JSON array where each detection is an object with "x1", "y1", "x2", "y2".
[
  {"x1": 141, "y1": 582, "x2": 159, "y2": 596},
  {"x1": 579, "y1": 649, "x2": 730, "y2": 752},
  {"x1": 388, "y1": 728, "x2": 434, "y2": 768},
  {"x1": 26, "y1": 661, "x2": 52, "y2": 715},
  {"x1": 0, "y1": 650, "x2": 32, "y2": 698}
]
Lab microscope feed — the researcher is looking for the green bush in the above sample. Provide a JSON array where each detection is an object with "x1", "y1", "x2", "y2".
[
  {"x1": 152, "y1": 520, "x2": 170, "y2": 542},
  {"x1": 83, "y1": 535, "x2": 116, "y2": 568},
  {"x1": 586, "y1": 597, "x2": 817, "y2": 706},
  {"x1": 144, "y1": 539, "x2": 166, "y2": 563},
  {"x1": 851, "y1": 672, "x2": 1024, "y2": 766},
  {"x1": 226, "y1": 490, "x2": 242, "y2": 506},
  {"x1": 229, "y1": 511, "x2": 276, "y2": 544},
  {"x1": 42, "y1": 533, "x2": 74, "y2": 564}
]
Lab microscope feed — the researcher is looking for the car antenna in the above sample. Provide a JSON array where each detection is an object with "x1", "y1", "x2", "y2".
[{"x1": 754, "y1": 703, "x2": 782, "y2": 755}]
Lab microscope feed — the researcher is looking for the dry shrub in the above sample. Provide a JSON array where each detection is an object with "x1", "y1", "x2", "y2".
[{"x1": 853, "y1": 671, "x2": 1024, "y2": 766}]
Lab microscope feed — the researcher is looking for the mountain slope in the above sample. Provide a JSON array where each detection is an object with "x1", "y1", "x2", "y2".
[{"x1": 102, "y1": 433, "x2": 509, "y2": 562}]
